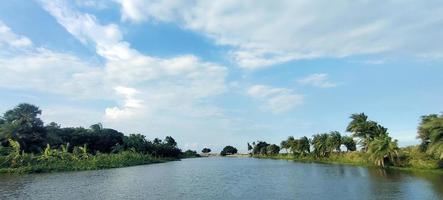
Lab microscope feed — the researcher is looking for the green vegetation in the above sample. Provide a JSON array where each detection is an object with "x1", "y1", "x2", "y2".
[
  {"x1": 201, "y1": 148, "x2": 211, "y2": 153},
  {"x1": 182, "y1": 150, "x2": 201, "y2": 158},
  {"x1": 0, "y1": 141, "x2": 171, "y2": 173},
  {"x1": 250, "y1": 112, "x2": 443, "y2": 170},
  {"x1": 0, "y1": 103, "x2": 198, "y2": 173},
  {"x1": 220, "y1": 145, "x2": 238, "y2": 156},
  {"x1": 417, "y1": 114, "x2": 443, "y2": 159}
]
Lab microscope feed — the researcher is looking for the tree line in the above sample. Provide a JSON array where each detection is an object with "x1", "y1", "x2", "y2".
[
  {"x1": 249, "y1": 113, "x2": 443, "y2": 168},
  {"x1": 0, "y1": 103, "x2": 197, "y2": 159}
]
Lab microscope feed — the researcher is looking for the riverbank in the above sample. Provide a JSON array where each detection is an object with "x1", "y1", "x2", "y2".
[
  {"x1": 0, "y1": 151, "x2": 177, "y2": 174},
  {"x1": 252, "y1": 152, "x2": 443, "y2": 173}
]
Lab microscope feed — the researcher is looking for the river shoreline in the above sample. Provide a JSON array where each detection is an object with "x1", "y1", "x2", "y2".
[
  {"x1": 251, "y1": 153, "x2": 443, "y2": 174},
  {"x1": 0, "y1": 152, "x2": 179, "y2": 174}
]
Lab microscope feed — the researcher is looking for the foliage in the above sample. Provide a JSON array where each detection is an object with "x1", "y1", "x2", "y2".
[
  {"x1": 346, "y1": 113, "x2": 387, "y2": 151},
  {"x1": 252, "y1": 141, "x2": 269, "y2": 155},
  {"x1": 251, "y1": 112, "x2": 443, "y2": 170},
  {"x1": 182, "y1": 150, "x2": 200, "y2": 158},
  {"x1": 220, "y1": 145, "x2": 238, "y2": 156},
  {"x1": 368, "y1": 134, "x2": 399, "y2": 167},
  {"x1": 290, "y1": 136, "x2": 310, "y2": 156},
  {"x1": 0, "y1": 103, "x2": 190, "y2": 174},
  {"x1": 280, "y1": 136, "x2": 294, "y2": 153},
  {"x1": 341, "y1": 136, "x2": 357, "y2": 152},
  {"x1": 311, "y1": 133, "x2": 329, "y2": 157},
  {"x1": 164, "y1": 136, "x2": 177, "y2": 147},
  {"x1": 201, "y1": 148, "x2": 211, "y2": 153},
  {"x1": 0, "y1": 147, "x2": 171, "y2": 173},
  {"x1": 326, "y1": 131, "x2": 342, "y2": 152},
  {"x1": 123, "y1": 134, "x2": 151, "y2": 153},
  {"x1": 417, "y1": 114, "x2": 443, "y2": 159},
  {"x1": 0, "y1": 103, "x2": 47, "y2": 153},
  {"x1": 266, "y1": 144, "x2": 280, "y2": 155}
]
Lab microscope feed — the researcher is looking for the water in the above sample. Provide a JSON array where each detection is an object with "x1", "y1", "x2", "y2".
[{"x1": 0, "y1": 157, "x2": 442, "y2": 200}]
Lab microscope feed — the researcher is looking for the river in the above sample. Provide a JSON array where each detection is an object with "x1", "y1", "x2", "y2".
[{"x1": 0, "y1": 157, "x2": 442, "y2": 200}]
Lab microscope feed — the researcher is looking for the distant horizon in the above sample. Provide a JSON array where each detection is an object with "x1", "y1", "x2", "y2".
[{"x1": 1, "y1": 0, "x2": 443, "y2": 153}]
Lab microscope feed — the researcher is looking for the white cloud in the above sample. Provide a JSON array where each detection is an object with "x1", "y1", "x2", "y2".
[
  {"x1": 116, "y1": 0, "x2": 186, "y2": 23},
  {"x1": 75, "y1": 0, "x2": 110, "y2": 9},
  {"x1": 0, "y1": 1, "x2": 230, "y2": 141},
  {"x1": 0, "y1": 20, "x2": 105, "y2": 98},
  {"x1": 247, "y1": 85, "x2": 303, "y2": 113},
  {"x1": 104, "y1": 86, "x2": 144, "y2": 120},
  {"x1": 297, "y1": 73, "x2": 336, "y2": 88},
  {"x1": 0, "y1": 21, "x2": 32, "y2": 49},
  {"x1": 37, "y1": 0, "x2": 228, "y2": 125},
  {"x1": 0, "y1": 50, "x2": 105, "y2": 97},
  {"x1": 115, "y1": 0, "x2": 443, "y2": 69}
]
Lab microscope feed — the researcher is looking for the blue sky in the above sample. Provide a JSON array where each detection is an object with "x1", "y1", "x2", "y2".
[{"x1": 1, "y1": 0, "x2": 443, "y2": 152}]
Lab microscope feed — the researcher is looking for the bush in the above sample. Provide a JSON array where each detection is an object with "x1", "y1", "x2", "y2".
[
  {"x1": 220, "y1": 146, "x2": 237, "y2": 156},
  {"x1": 182, "y1": 150, "x2": 200, "y2": 158}
]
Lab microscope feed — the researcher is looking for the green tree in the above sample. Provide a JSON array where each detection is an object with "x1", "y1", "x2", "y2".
[
  {"x1": 417, "y1": 114, "x2": 443, "y2": 158},
  {"x1": 153, "y1": 138, "x2": 162, "y2": 145},
  {"x1": 346, "y1": 113, "x2": 387, "y2": 151},
  {"x1": 368, "y1": 134, "x2": 399, "y2": 167},
  {"x1": 341, "y1": 136, "x2": 356, "y2": 152},
  {"x1": 252, "y1": 141, "x2": 269, "y2": 155},
  {"x1": 280, "y1": 136, "x2": 294, "y2": 153},
  {"x1": 88, "y1": 124, "x2": 125, "y2": 153},
  {"x1": 346, "y1": 113, "x2": 371, "y2": 151},
  {"x1": 0, "y1": 103, "x2": 47, "y2": 152},
  {"x1": 124, "y1": 134, "x2": 150, "y2": 153},
  {"x1": 298, "y1": 136, "x2": 310, "y2": 155},
  {"x1": 311, "y1": 133, "x2": 329, "y2": 157},
  {"x1": 291, "y1": 136, "x2": 310, "y2": 156},
  {"x1": 247, "y1": 143, "x2": 252, "y2": 152},
  {"x1": 327, "y1": 131, "x2": 342, "y2": 152},
  {"x1": 220, "y1": 145, "x2": 238, "y2": 156},
  {"x1": 280, "y1": 140, "x2": 288, "y2": 153},
  {"x1": 164, "y1": 136, "x2": 177, "y2": 147},
  {"x1": 286, "y1": 136, "x2": 295, "y2": 153},
  {"x1": 183, "y1": 150, "x2": 200, "y2": 158},
  {"x1": 202, "y1": 148, "x2": 211, "y2": 153},
  {"x1": 45, "y1": 122, "x2": 63, "y2": 147},
  {"x1": 266, "y1": 144, "x2": 280, "y2": 155},
  {"x1": 89, "y1": 123, "x2": 103, "y2": 132}
]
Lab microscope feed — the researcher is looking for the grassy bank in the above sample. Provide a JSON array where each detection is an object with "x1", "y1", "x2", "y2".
[
  {"x1": 253, "y1": 152, "x2": 443, "y2": 173},
  {"x1": 0, "y1": 151, "x2": 176, "y2": 174}
]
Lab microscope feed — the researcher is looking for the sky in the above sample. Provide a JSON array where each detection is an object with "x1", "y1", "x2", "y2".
[{"x1": 0, "y1": 0, "x2": 442, "y2": 152}]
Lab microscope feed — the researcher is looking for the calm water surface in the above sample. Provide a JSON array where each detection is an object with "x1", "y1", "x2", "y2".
[{"x1": 0, "y1": 157, "x2": 442, "y2": 200}]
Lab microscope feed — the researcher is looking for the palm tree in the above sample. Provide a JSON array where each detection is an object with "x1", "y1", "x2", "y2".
[
  {"x1": 346, "y1": 113, "x2": 368, "y2": 134},
  {"x1": 341, "y1": 136, "x2": 356, "y2": 152},
  {"x1": 285, "y1": 136, "x2": 295, "y2": 153},
  {"x1": 417, "y1": 114, "x2": 439, "y2": 144},
  {"x1": 280, "y1": 140, "x2": 289, "y2": 153},
  {"x1": 327, "y1": 131, "x2": 342, "y2": 152},
  {"x1": 346, "y1": 113, "x2": 370, "y2": 151},
  {"x1": 417, "y1": 113, "x2": 443, "y2": 158},
  {"x1": 312, "y1": 133, "x2": 329, "y2": 157},
  {"x1": 368, "y1": 135, "x2": 399, "y2": 167},
  {"x1": 346, "y1": 113, "x2": 387, "y2": 152},
  {"x1": 426, "y1": 118, "x2": 443, "y2": 159},
  {"x1": 299, "y1": 136, "x2": 310, "y2": 155}
]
